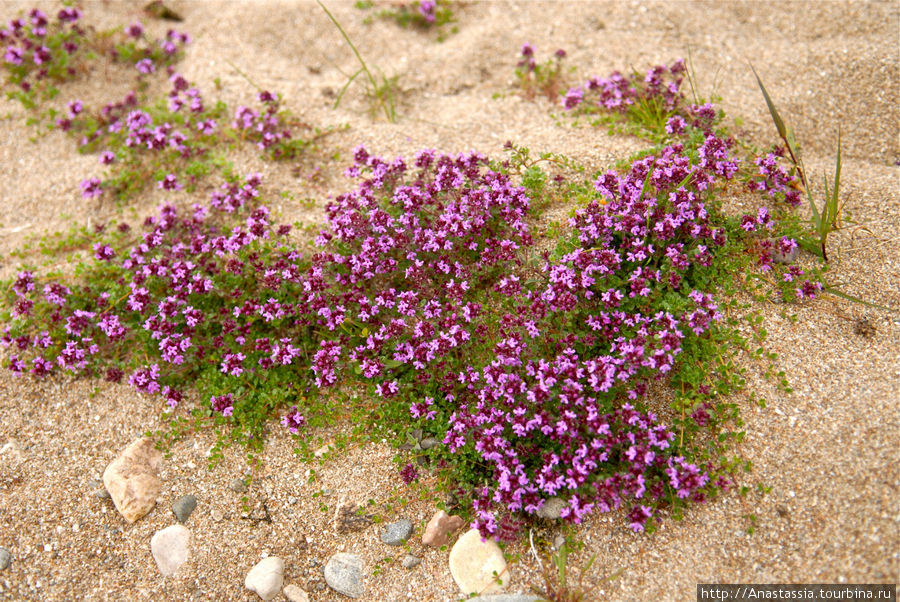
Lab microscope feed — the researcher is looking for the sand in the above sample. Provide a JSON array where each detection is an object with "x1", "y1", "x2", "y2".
[{"x1": 0, "y1": 0, "x2": 897, "y2": 600}]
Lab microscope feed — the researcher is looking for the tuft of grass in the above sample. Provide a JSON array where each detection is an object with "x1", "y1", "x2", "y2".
[
  {"x1": 751, "y1": 65, "x2": 845, "y2": 261},
  {"x1": 317, "y1": 0, "x2": 398, "y2": 122}
]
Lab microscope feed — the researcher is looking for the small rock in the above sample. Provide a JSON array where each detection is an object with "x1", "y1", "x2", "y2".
[
  {"x1": 313, "y1": 442, "x2": 334, "y2": 458},
  {"x1": 324, "y1": 552, "x2": 365, "y2": 598},
  {"x1": 87, "y1": 479, "x2": 111, "y2": 499},
  {"x1": 420, "y1": 437, "x2": 439, "y2": 450},
  {"x1": 422, "y1": 510, "x2": 465, "y2": 547},
  {"x1": 282, "y1": 584, "x2": 309, "y2": 602},
  {"x1": 229, "y1": 478, "x2": 248, "y2": 493},
  {"x1": 150, "y1": 525, "x2": 191, "y2": 576},
  {"x1": 102, "y1": 437, "x2": 162, "y2": 523},
  {"x1": 0, "y1": 441, "x2": 25, "y2": 466},
  {"x1": 244, "y1": 556, "x2": 284, "y2": 601},
  {"x1": 211, "y1": 508, "x2": 224, "y2": 522},
  {"x1": 172, "y1": 495, "x2": 197, "y2": 523},
  {"x1": 0, "y1": 547, "x2": 10, "y2": 570},
  {"x1": 380, "y1": 519, "x2": 413, "y2": 546},
  {"x1": 536, "y1": 497, "x2": 567, "y2": 520},
  {"x1": 401, "y1": 554, "x2": 421, "y2": 569},
  {"x1": 552, "y1": 535, "x2": 565, "y2": 550},
  {"x1": 449, "y1": 529, "x2": 510, "y2": 596}
]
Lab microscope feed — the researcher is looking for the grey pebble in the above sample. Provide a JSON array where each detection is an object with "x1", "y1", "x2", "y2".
[
  {"x1": 229, "y1": 478, "x2": 248, "y2": 493},
  {"x1": 172, "y1": 494, "x2": 197, "y2": 523},
  {"x1": 0, "y1": 547, "x2": 10, "y2": 571},
  {"x1": 401, "y1": 554, "x2": 421, "y2": 569},
  {"x1": 324, "y1": 552, "x2": 365, "y2": 598},
  {"x1": 380, "y1": 519, "x2": 413, "y2": 546},
  {"x1": 537, "y1": 497, "x2": 567, "y2": 520},
  {"x1": 420, "y1": 437, "x2": 440, "y2": 450},
  {"x1": 87, "y1": 479, "x2": 110, "y2": 499}
]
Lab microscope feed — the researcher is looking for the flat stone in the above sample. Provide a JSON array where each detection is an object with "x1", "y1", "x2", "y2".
[
  {"x1": 536, "y1": 497, "x2": 567, "y2": 520},
  {"x1": 420, "y1": 437, "x2": 439, "y2": 450},
  {"x1": 150, "y1": 524, "x2": 191, "y2": 576},
  {"x1": 282, "y1": 583, "x2": 309, "y2": 602},
  {"x1": 422, "y1": 510, "x2": 465, "y2": 547},
  {"x1": 172, "y1": 495, "x2": 197, "y2": 523},
  {"x1": 380, "y1": 519, "x2": 413, "y2": 545},
  {"x1": 244, "y1": 556, "x2": 284, "y2": 601},
  {"x1": 102, "y1": 437, "x2": 162, "y2": 523},
  {"x1": 324, "y1": 552, "x2": 365, "y2": 598},
  {"x1": 0, "y1": 547, "x2": 10, "y2": 570},
  {"x1": 229, "y1": 478, "x2": 248, "y2": 493},
  {"x1": 449, "y1": 529, "x2": 510, "y2": 596},
  {"x1": 401, "y1": 554, "x2": 421, "y2": 569}
]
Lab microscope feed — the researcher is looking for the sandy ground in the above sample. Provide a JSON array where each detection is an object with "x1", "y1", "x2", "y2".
[{"x1": 0, "y1": 0, "x2": 898, "y2": 600}]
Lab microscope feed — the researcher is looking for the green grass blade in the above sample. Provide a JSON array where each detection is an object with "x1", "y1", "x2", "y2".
[
  {"x1": 822, "y1": 286, "x2": 895, "y2": 312},
  {"x1": 333, "y1": 67, "x2": 364, "y2": 109},
  {"x1": 831, "y1": 130, "x2": 842, "y2": 223},
  {"x1": 750, "y1": 64, "x2": 786, "y2": 140}
]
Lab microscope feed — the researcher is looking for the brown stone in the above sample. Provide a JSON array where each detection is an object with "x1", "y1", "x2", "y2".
[
  {"x1": 102, "y1": 437, "x2": 162, "y2": 523},
  {"x1": 422, "y1": 510, "x2": 466, "y2": 548}
]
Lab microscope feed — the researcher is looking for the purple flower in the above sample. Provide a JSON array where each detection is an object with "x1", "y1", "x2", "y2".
[
  {"x1": 67, "y1": 99, "x2": 83, "y2": 117},
  {"x1": 81, "y1": 177, "x2": 103, "y2": 199},
  {"x1": 280, "y1": 406, "x2": 307, "y2": 434},
  {"x1": 418, "y1": 0, "x2": 436, "y2": 23},
  {"x1": 93, "y1": 243, "x2": 115, "y2": 261},
  {"x1": 136, "y1": 58, "x2": 155, "y2": 74},
  {"x1": 3, "y1": 46, "x2": 23, "y2": 65},
  {"x1": 211, "y1": 393, "x2": 234, "y2": 417},
  {"x1": 400, "y1": 463, "x2": 419, "y2": 484},
  {"x1": 126, "y1": 21, "x2": 144, "y2": 38},
  {"x1": 158, "y1": 173, "x2": 182, "y2": 191},
  {"x1": 99, "y1": 151, "x2": 115, "y2": 165},
  {"x1": 521, "y1": 42, "x2": 535, "y2": 57},
  {"x1": 57, "y1": 7, "x2": 82, "y2": 23}
]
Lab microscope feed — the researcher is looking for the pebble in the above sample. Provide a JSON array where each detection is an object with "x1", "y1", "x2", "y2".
[
  {"x1": 420, "y1": 437, "x2": 439, "y2": 450},
  {"x1": 401, "y1": 554, "x2": 421, "y2": 569},
  {"x1": 324, "y1": 552, "x2": 365, "y2": 598},
  {"x1": 102, "y1": 437, "x2": 162, "y2": 523},
  {"x1": 0, "y1": 547, "x2": 10, "y2": 571},
  {"x1": 244, "y1": 556, "x2": 284, "y2": 601},
  {"x1": 211, "y1": 509, "x2": 224, "y2": 522},
  {"x1": 87, "y1": 479, "x2": 111, "y2": 499},
  {"x1": 536, "y1": 497, "x2": 567, "y2": 520},
  {"x1": 282, "y1": 584, "x2": 309, "y2": 602},
  {"x1": 449, "y1": 529, "x2": 510, "y2": 596},
  {"x1": 229, "y1": 478, "x2": 248, "y2": 493},
  {"x1": 172, "y1": 495, "x2": 197, "y2": 523},
  {"x1": 150, "y1": 525, "x2": 191, "y2": 577},
  {"x1": 422, "y1": 510, "x2": 465, "y2": 547},
  {"x1": 380, "y1": 519, "x2": 413, "y2": 546}
]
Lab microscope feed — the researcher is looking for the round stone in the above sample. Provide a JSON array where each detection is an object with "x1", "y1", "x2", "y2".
[
  {"x1": 324, "y1": 552, "x2": 365, "y2": 598},
  {"x1": 0, "y1": 548, "x2": 11, "y2": 571},
  {"x1": 150, "y1": 525, "x2": 191, "y2": 576},
  {"x1": 380, "y1": 519, "x2": 413, "y2": 546},
  {"x1": 244, "y1": 556, "x2": 284, "y2": 601},
  {"x1": 449, "y1": 529, "x2": 510, "y2": 596}
]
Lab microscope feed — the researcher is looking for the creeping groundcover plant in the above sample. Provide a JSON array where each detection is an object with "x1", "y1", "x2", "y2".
[{"x1": 3, "y1": 5, "x2": 837, "y2": 542}]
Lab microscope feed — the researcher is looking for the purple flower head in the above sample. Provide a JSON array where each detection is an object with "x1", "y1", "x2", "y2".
[
  {"x1": 158, "y1": 173, "x2": 182, "y2": 191},
  {"x1": 81, "y1": 177, "x2": 102, "y2": 199},
  {"x1": 126, "y1": 21, "x2": 144, "y2": 38},
  {"x1": 418, "y1": 0, "x2": 436, "y2": 23},
  {"x1": 136, "y1": 58, "x2": 155, "y2": 74},
  {"x1": 32, "y1": 45, "x2": 51, "y2": 65},
  {"x1": 93, "y1": 243, "x2": 115, "y2": 261},
  {"x1": 4, "y1": 46, "x2": 24, "y2": 65},
  {"x1": 29, "y1": 9, "x2": 48, "y2": 28},
  {"x1": 99, "y1": 151, "x2": 115, "y2": 165},
  {"x1": 211, "y1": 393, "x2": 234, "y2": 417},
  {"x1": 67, "y1": 100, "x2": 83, "y2": 117},
  {"x1": 400, "y1": 463, "x2": 419, "y2": 484},
  {"x1": 521, "y1": 42, "x2": 535, "y2": 57},
  {"x1": 280, "y1": 406, "x2": 307, "y2": 434},
  {"x1": 554, "y1": 48, "x2": 567, "y2": 59},
  {"x1": 57, "y1": 7, "x2": 82, "y2": 23}
]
